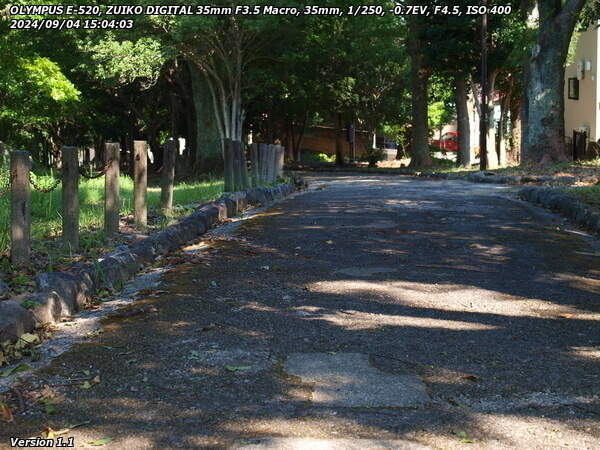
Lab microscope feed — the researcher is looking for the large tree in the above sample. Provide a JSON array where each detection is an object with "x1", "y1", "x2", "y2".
[{"x1": 521, "y1": 0, "x2": 587, "y2": 165}]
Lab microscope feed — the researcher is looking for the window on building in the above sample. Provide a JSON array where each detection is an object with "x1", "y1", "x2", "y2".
[{"x1": 568, "y1": 78, "x2": 579, "y2": 100}]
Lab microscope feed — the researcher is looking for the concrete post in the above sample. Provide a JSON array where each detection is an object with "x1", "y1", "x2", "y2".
[
  {"x1": 259, "y1": 144, "x2": 268, "y2": 185},
  {"x1": 250, "y1": 143, "x2": 260, "y2": 187},
  {"x1": 275, "y1": 145, "x2": 285, "y2": 180},
  {"x1": 268, "y1": 144, "x2": 277, "y2": 183},
  {"x1": 10, "y1": 151, "x2": 31, "y2": 267},
  {"x1": 133, "y1": 141, "x2": 148, "y2": 227},
  {"x1": 161, "y1": 138, "x2": 176, "y2": 213},
  {"x1": 62, "y1": 146, "x2": 79, "y2": 251},
  {"x1": 104, "y1": 142, "x2": 120, "y2": 236},
  {"x1": 224, "y1": 139, "x2": 235, "y2": 192},
  {"x1": 237, "y1": 141, "x2": 250, "y2": 190}
]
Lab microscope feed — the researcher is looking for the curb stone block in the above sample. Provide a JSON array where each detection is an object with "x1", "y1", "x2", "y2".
[
  {"x1": 199, "y1": 205, "x2": 219, "y2": 226},
  {"x1": 109, "y1": 252, "x2": 141, "y2": 279},
  {"x1": 0, "y1": 300, "x2": 35, "y2": 342},
  {"x1": 129, "y1": 239, "x2": 156, "y2": 264},
  {"x1": 35, "y1": 272, "x2": 82, "y2": 313},
  {"x1": 152, "y1": 229, "x2": 181, "y2": 255},
  {"x1": 21, "y1": 291, "x2": 62, "y2": 324},
  {"x1": 220, "y1": 196, "x2": 237, "y2": 217},
  {"x1": 97, "y1": 257, "x2": 127, "y2": 290},
  {"x1": 246, "y1": 188, "x2": 267, "y2": 204},
  {"x1": 519, "y1": 186, "x2": 600, "y2": 235}
]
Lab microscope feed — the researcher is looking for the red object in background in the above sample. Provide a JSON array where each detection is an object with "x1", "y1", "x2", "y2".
[{"x1": 433, "y1": 131, "x2": 459, "y2": 152}]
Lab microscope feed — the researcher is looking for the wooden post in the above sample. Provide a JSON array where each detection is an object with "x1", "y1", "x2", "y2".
[
  {"x1": 10, "y1": 151, "x2": 31, "y2": 267},
  {"x1": 104, "y1": 142, "x2": 120, "y2": 236},
  {"x1": 259, "y1": 143, "x2": 269, "y2": 185},
  {"x1": 224, "y1": 139, "x2": 235, "y2": 192},
  {"x1": 237, "y1": 141, "x2": 250, "y2": 190},
  {"x1": 133, "y1": 140, "x2": 148, "y2": 227},
  {"x1": 250, "y1": 143, "x2": 259, "y2": 187},
  {"x1": 161, "y1": 138, "x2": 176, "y2": 213},
  {"x1": 275, "y1": 145, "x2": 284, "y2": 181},
  {"x1": 267, "y1": 144, "x2": 276, "y2": 183},
  {"x1": 62, "y1": 146, "x2": 79, "y2": 251}
]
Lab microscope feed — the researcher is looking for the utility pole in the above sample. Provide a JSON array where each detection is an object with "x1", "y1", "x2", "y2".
[{"x1": 479, "y1": 0, "x2": 489, "y2": 170}]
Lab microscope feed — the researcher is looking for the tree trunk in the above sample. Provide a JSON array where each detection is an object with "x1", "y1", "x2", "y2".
[
  {"x1": 485, "y1": 71, "x2": 499, "y2": 169},
  {"x1": 522, "y1": 0, "x2": 586, "y2": 165},
  {"x1": 408, "y1": 20, "x2": 432, "y2": 169},
  {"x1": 189, "y1": 63, "x2": 222, "y2": 172},
  {"x1": 454, "y1": 73, "x2": 471, "y2": 167}
]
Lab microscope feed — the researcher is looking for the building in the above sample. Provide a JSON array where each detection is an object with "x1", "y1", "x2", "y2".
[{"x1": 564, "y1": 27, "x2": 599, "y2": 154}]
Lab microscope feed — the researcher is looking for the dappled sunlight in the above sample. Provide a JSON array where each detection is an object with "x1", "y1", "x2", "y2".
[
  {"x1": 291, "y1": 306, "x2": 500, "y2": 331},
  {"x1": 552, "y1": 272, "x2": 600, "y2": 295},
  {"x1": 308, "y1": 279, "x2": 600, "y2": 319}
]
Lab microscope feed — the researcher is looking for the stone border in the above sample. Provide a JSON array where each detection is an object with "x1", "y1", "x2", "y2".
[
  {"x1": 0, "y1": 180, "x2": 304, "y2": 343},
  {"x1": 519, "y1": 186, "x2": 600, "y2": 235}
]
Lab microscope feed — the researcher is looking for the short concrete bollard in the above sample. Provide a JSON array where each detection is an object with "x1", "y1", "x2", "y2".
[
  {"x1": 133, "y1": 140, "x2": 148, "y2": 227},
  {"x1": 161, "y1": 138, "x2": 176, "y2": 213},
  {"x1": 250, "y1": 143, "x2": 260, "y2": 187},
  {"x1": 224, "y1": 139, "x2": 235, "y2": 192},
  {"x1": 239, "y1": 141, "x2": 250, "y2": 190},
  {"x1": 62, "y1": 146, "x2": 79, "y2": 251},
  {"x1": 10, "y1": 151, "x2": 31, "y2": 267},
  {"x1": 104, "y1": 142, "x2": 121, "y2": 236},
  {"x1": 275, "y1": 145, "x2": 284, "y2": 181}
]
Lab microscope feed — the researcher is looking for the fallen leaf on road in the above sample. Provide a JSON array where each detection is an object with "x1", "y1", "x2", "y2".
[
  {"x1": 455, "y1": 431, "x2": 473, "y2": 443},
  {"x1": 1, "y1": 363, "x2": 32, "y2": 377},
  {"x1": 92, "y1": 376, "x2": 101, "y2": 384},
  {"x1": 461, "y1": 375, "x2": 480, "y2": 382},
  {"x1": 18, "y1": 333, "x2": 39, "y2": 345},
  {"x1": 324, "y1": 240, "x2": 334, "y2": 245},
  {"x1": 42, "y1": 399, "x2": 56, "y2": 415},
  {"x1": 42, "y1": 427, "x2": 55, "y2": 439},
  {"x1": 224, "y1": 365, "x2": 251, "y2": 372},
  {"x1": 80, "y1": 381, "x2": 92, "y2": 390},
  {"x1": 88, "y1": 437, "x2": 114, "y2": 446},
  {"x1": 53, "y1": 420, "x2": 91, "y2": 436},
  {"x1": 0, "y1": 402, "x2": 13, "y2": 422},
  {"x1": 557, "y1": 314, "x2": 573, "y2": 319}
]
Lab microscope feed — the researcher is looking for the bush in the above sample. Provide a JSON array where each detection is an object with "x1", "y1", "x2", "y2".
[
  {"x1": 361, "y1": 147, "x2": 386, "y2": 167},
  {"x1": 300, "y1": 152, "x2": 336, "y2": 163}
]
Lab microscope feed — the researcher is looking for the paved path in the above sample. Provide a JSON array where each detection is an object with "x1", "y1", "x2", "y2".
[{"x1": 2, "y1": 175, "x2": 600, "y2": 449}]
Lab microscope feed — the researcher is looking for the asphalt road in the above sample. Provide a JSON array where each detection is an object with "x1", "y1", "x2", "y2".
[{"x1": 2, "y1": 174, "x2": 599, "y2": 449}]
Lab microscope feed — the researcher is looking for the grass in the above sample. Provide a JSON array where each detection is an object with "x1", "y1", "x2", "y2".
[
  {"x1": 0, "y1": 170, "x2": 224, "y2": 279},
  {"x1": 561, "y1": 185, "x2": 600, "y2": 209}
]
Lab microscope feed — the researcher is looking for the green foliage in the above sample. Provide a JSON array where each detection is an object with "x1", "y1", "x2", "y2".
[
  {"x1": 0, "y1": 174, "x2": 224, "y2": 256},
  {"x1": 301, "y1": 152, "x2": 336, "y2": 164},
  {"x1": 361, "y1": 147, "x2": 386, "y2": 168},
  {"x1": 83, "y1": 36, "x2": 165, "y2": 88}
]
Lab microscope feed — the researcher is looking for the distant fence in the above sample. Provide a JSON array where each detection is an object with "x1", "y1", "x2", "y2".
[{"x1": 2, "y1": 138, "x2": 284, "y2": 267}]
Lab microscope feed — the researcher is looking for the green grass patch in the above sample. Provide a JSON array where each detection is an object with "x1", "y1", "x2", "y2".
[
  {"x1": 561, "y1": 185, "x2": 600, "y2": 208},
  {"x1": 0, "y1": 172, "x2": 224, "y2": 263}
]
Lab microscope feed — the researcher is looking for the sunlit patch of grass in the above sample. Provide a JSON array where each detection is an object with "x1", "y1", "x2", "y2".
[{"x1": 0, "y1": 173, "x2": 224, "y2": 260}]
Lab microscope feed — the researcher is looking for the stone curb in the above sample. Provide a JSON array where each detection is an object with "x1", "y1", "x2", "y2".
[
  {"x1": 519, "y1": 186, "x2": 600, "y2": 235},
  {"x1": 0, "y1": 180, "x2": 303, "y2": 343}
]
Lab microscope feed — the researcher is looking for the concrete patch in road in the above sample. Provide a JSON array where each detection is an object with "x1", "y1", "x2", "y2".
[
  {"x1": 283, "y1": 353, "x2": 429, "y2": 407},
  {"x1": 334, "y1": 266, "x2": 397, "y2": 277}
]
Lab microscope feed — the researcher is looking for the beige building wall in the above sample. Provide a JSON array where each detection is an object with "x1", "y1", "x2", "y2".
[{"x1": 564, "y1": 28, "x2": 598, "y2": 140}]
